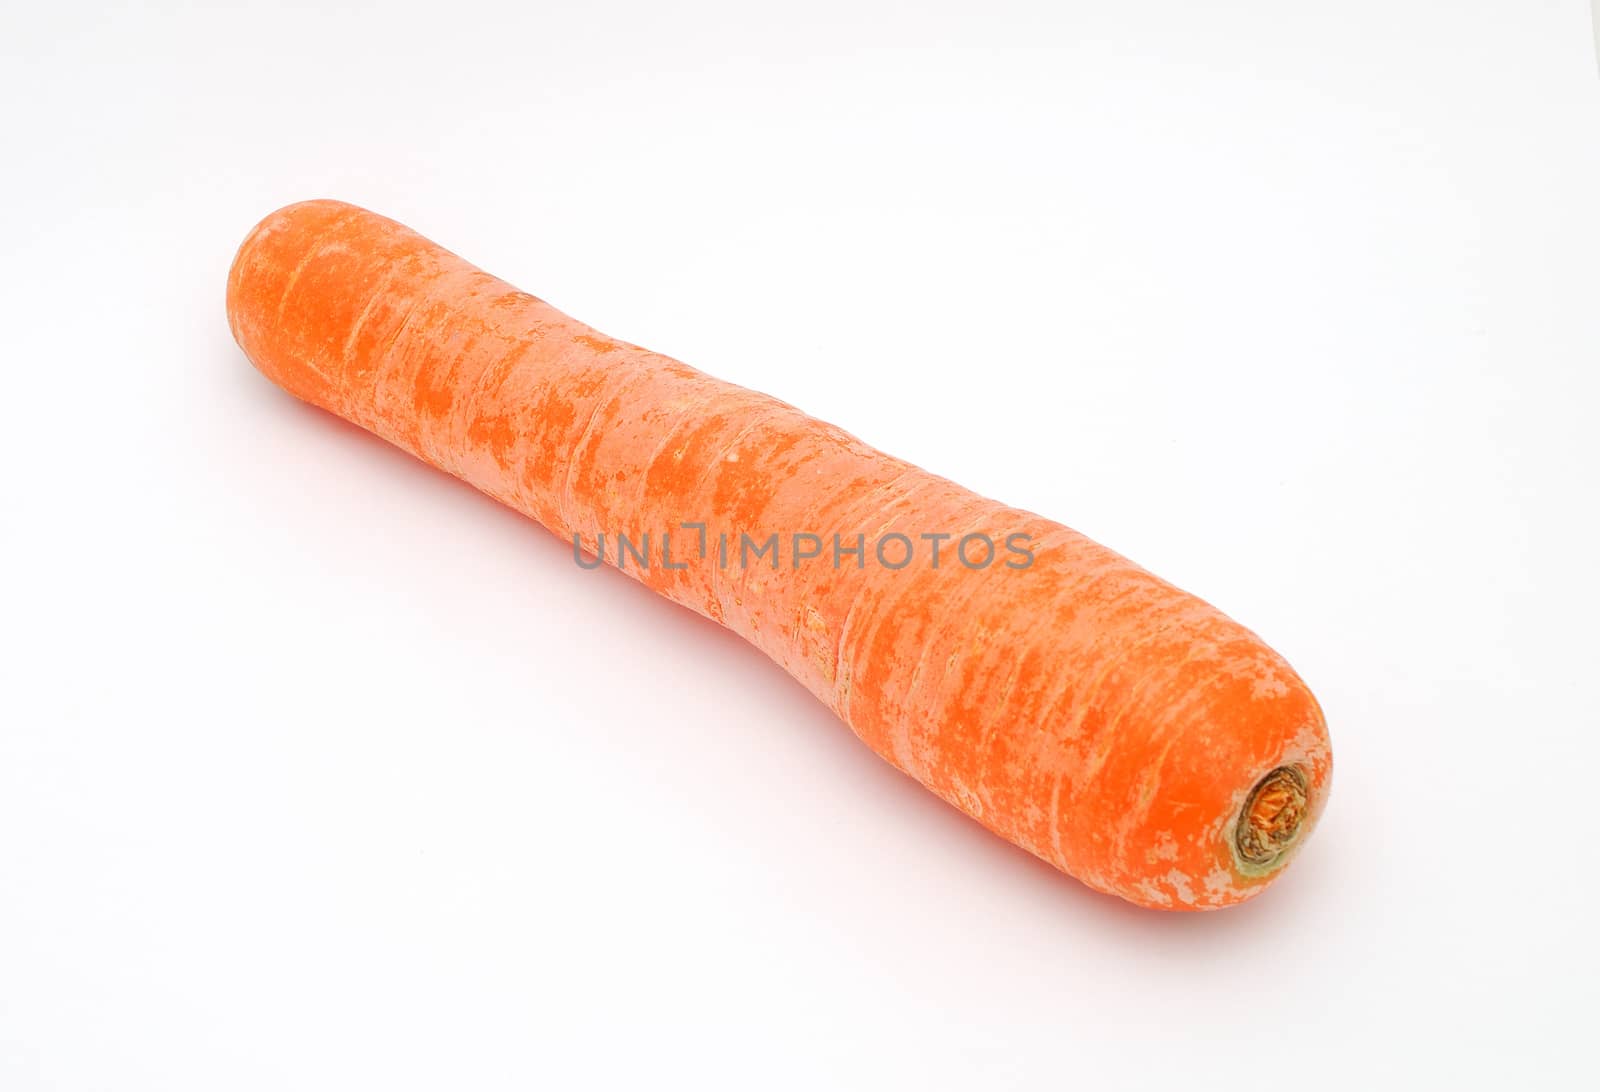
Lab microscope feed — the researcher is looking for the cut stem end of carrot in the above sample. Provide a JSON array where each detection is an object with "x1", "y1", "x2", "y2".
[{"x1": 1233, "y1": 765, "x2": 1310, "y2": 877}]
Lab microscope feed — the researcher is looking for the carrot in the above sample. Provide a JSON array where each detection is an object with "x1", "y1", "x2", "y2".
[{"x1": 227, "y1": 199, "x2": 1331, "y2": 911}]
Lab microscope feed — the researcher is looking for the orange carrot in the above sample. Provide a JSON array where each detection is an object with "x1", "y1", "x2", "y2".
[{"x1": 227, "y1": 199, "x2": 1331, "y2": 910}]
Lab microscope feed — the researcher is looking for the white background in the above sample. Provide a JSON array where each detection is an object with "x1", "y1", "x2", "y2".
[{"x1": 3, "y1": 2, "x2": 1597, "y2": 1088}]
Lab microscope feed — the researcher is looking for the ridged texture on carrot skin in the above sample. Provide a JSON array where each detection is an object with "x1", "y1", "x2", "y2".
[{"x1": 227, "y1": 199, "x2": 1332, "y2": 910}]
